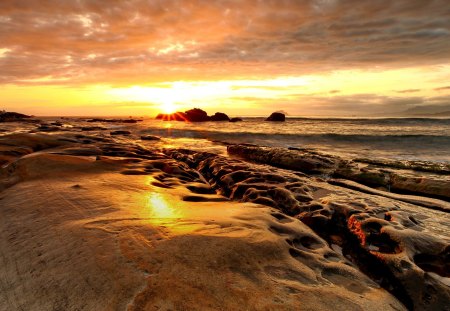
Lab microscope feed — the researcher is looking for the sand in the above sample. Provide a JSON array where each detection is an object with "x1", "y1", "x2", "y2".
[{"x1": 0, "y1": 132, "x2": 447, "y2": 310}]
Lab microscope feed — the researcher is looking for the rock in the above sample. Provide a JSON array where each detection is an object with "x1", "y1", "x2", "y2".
[
  {"x1": 229, "y1": 117, "x2": 243, "y2": 122},
  {"x1": 0, "y1": 140, "x2": 406, "y2": 310},
  {"x1": 110, "y1": 130, "x2": 131, "y2": 136},
  {"x1": 389, "y1": 173, "x2": 450, "y2": 200},
  {"x1": 227, "y1": 144, "x2": 340, "y2": 175},
  {"x1": 140, "y1": 135, "x2": 161, "y2": 141},
  {"x1": 157, "y1": 109, "x2": 237, "y2": 123},
  {"x1": 227, "y1": 145, "x2": 450, "y2": 201},
  {"x1": 163, "y1": 148, "x2": 450, "y2": 310},
  {"x1": 81, "y1": 126, "x2": 107, "y2": 131},
  {"x1": 36, "y1": 124, "x2": 62, "y2": 132},
  {"x1": 87, "y1": 118, "x2": 142, "y2": 123},
  {"x1": 210, "y1": 112, "x2": 230, "y2": 121},
  {"x1": 185, "y1": 108, "x2": 210, "y2": 122},
  {"x1": 265, "y1": 112, "x2": 285, "y2": 122},
  {"x1": 0, "y1": 111, "x2": 31, "y2": 122}
]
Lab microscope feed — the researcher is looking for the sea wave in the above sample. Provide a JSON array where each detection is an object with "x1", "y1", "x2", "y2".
[{"x1": 141, "y1": 127, "x2": 450, "y2": 147}]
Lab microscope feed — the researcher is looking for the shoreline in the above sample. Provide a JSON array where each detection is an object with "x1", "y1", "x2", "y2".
[
  {"x1": 0, "y1": 124, "x2": 449, "y2": 310},
  {"x1": 2, "y1": 116, "x2": 450, "y2": 164}
]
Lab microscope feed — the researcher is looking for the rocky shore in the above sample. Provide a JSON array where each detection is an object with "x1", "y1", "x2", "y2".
[{"x1": 0, "y1": 126, "x2": 448, "y2": 310}]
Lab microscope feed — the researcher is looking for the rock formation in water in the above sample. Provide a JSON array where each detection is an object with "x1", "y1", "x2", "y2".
[
  {"x1": 0, "y1": 111, "x2": 32, "y2": 122},
  {"x1": 210, "y1": 112, "x2": 230, "y2": 121},
  {"x1": 266, "y1": 112, "x2": 286, "y2": 121},
  {"x1": 185, "y1": 108, "x2": 210, "y2": 122},
  {"x1": 229, "y1": 117, "x2": 243, "y2": 122},
  {"x1": 156, "y1": 108, "x2": 238, "y2": 122}
]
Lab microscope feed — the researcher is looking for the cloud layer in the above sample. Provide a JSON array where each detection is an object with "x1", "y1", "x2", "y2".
[{"x1": 1, "y1": 0, "x2": 450, "y2": 84}]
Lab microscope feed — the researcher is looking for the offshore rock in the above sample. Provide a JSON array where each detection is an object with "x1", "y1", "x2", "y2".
[
  {"x1": 210, "y1": 112, "x2": 230, "y2": 121},
  {"x1": 265, "y1": 112, "x2": 285, "y2": 122},
  {"x1": 230, "y1": 117, "x2": 243, "y2": 122},
  {"x1": 185, "y1": 108, "x2": 210, "y2": 122},
  {"x1": 0, "y1": 111, "x2": 31, "y2": 122}
]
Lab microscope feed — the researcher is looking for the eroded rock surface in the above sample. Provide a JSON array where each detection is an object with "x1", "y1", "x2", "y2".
[
  {"x1": 228, "y1": 144, "x2": 450, "y2": 202},
  {"x1": 164, "y1": 148, "x2": 450, "y2": 310},
  {"x1": 0, "y1": 133, "x2": 406, "y2": 310}
]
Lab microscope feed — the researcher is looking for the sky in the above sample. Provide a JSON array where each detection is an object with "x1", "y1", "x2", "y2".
[{"x1": 1, "y1": 0, "x2": 450, "y2": 117}]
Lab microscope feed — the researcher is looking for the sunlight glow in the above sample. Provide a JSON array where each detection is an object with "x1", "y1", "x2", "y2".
[
  {"x1": 3, "y1": 66, "x2": 450, "y2": 116},
  {"x1": 148, "y1": 193, "x2": 179, "y2": 219},
  {"x1": 161, "y1": 100, "x2": 177, "y2": 114}
]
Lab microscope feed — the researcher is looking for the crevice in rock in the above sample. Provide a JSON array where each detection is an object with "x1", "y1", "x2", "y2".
[{"x1": 163, "y1": 148, "x2": 450, "y2": 311}]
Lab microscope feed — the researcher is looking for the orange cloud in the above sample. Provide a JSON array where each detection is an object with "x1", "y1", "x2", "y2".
[{"x1": 0, "y1": 0, "x2": 449, "y2": 85}]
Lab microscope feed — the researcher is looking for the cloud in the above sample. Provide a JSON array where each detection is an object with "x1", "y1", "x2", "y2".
[
  {"x1": 396, "y1": 89, "x2": 421, "y2": 93},
  {"x1": 434, "y1": 85, "x2": 450, "y2": 91},
  {"x1": 228, "y1": 93, "x2": 450, "y2": 116},
  {"x1": 0, "y1": 0, "x2": 449, "y2": 84}
]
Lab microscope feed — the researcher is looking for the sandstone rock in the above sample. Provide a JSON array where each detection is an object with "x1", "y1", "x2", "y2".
[
  {"x1": 163, "y1": 148, "x2": 450, "y2": 310},
  {"x1": 110, "y1": 130, "x2": 131, "y2": 136},
  {"x1": 140, "y1": 135, "x2": 161, "y2": 141},
  {"x1": 227, "y1": 144, "x2": 340, "y2": 174},
  {"x1": 81, "y1": 126, "x2": 107, "y2": 131}
]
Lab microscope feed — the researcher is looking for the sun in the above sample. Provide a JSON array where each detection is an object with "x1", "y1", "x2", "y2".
[{"x1": 161, "y1": 100, "x2": 177, "y2": 114}]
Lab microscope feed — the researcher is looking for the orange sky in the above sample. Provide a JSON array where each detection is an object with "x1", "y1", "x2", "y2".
[{"x1": 1, "y1": 1, "x2": 450, "y2": 116}]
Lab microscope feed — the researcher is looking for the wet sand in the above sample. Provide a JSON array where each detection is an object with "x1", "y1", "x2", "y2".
[{"x1": 0, "y1": 128, "x2": 448, "y2": 310}]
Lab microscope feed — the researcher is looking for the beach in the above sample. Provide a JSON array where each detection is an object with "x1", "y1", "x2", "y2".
[{"x1": 0, "y1": 117, "x2": 449, "y2": 310}]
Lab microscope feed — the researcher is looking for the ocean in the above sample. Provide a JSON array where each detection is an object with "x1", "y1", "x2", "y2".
[
  {"x1": 3, "y1": 117, "x2": 449, "y2": 163},
  {"x1": 135, "y1": 117, "x2": 450, "y2": 163}
]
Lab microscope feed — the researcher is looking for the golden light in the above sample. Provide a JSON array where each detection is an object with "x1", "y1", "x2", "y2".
[
  {"x1": 161, "y1": 100, "x2": 177, "y2": 114},
  {"x1": 148, "y1": 193, "x2": 179, "y2": 219},
  {"x1": 5, "y1": 66, "x2": 450, "y2": 116}
]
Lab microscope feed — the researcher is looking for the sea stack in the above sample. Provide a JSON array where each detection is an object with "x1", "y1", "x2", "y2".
[
  {"x1": 156, "y1": 108, "x2": 235, "y2": 122},
  {"x1": 210, "y1": 112, "x2": 230, "y2": 121},
  {"x1": 265, "y1": 112, "x2": 286, "y2": 121}
]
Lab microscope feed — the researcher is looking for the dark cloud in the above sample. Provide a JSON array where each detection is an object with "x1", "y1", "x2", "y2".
[{"x1": 0, "y1": 0, "x2": 449, "y2": 84}]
